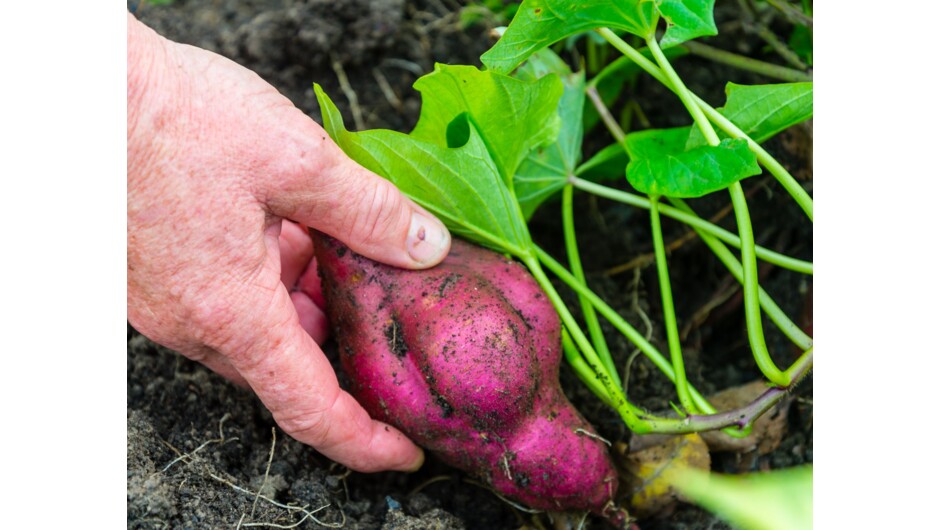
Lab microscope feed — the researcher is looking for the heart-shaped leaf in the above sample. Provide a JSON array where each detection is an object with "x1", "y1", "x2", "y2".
[
  {"x1": 481, "y1": 0, "x2": 658, "y2": 74},
  {"x1": 687, "y1": 82, "x2": 814, "y2": 148},
  {"x1": 625, "y1": 127, "x2": 761, "y2": 197}
]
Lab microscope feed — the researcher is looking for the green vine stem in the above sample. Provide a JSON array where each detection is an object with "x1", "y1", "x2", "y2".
[
  {"x1": 570, "y1": 176, "x2": 811, "y2": 350},
  {"x1": 531, "y1": 247, "x2": 810, "y2": 436},
  {"x1": 649, "y1": 195, "x2": 696, "y2": 412},
  {"x1": 585, "y1": 86, "x2": 626, "y2": 146},
  {"x1": 562, "y1": 185, "x2": 622, "y2": 387},
  {"x1": 646, "y1": 36, "x2": 719, "y2": 145},
  {"x1": 533, "y1": 247, "x2": 713, "y2": 414},
  {"x1": 562, "y1": 329, "x2": 614, "y2": 407},
  {"x1": 646, "y1": 34, "x2": 790, "y2": 387},
  {"x1": 527, "y1": 257, "x2": 740, "y2": 434},
  {"x1": 631, "y1": 348, "x2": 811, "y2": 442},
  {"x1": 728, "y1": 182, "x2": 789, "y2": 386},
  {"x1": 522, "y1": 255, "x2": 650, "y2": 430},
  {"x1": 689, "y1": 95, "x2": 813, "y2": 221},
  {"x1": 569, "y1": 178, "x2": 812, "y2": 276},
  {"x1": 595, "y1": 28, "x2": 813, "y2": 221},
  {"x1": 785, "y1": 346, "x2": 813, "y2": 383},
  {"x1": 669, "y1": 197, "x2": 812, "y2": 350},
  {"x1": 681, "y1": 40, "x2": 812, "y2": 83}
]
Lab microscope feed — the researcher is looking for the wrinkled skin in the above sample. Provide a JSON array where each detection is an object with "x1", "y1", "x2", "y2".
[
  {"x1": 313, "y1": 235, "x2": 620, "y2": 516},
  {"x1": 127, "y1": 12, "x2": 451, "y2": 473}
]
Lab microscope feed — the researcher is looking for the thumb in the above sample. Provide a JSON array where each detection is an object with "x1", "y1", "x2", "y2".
[{"x1": 259, "y1": 123, "x2": 451, "y2": 269}]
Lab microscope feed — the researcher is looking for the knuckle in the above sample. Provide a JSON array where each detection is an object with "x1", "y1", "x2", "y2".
[
  {"x1": 181, "y1": 281, "x2": 268, "y2": 363},
  {"x1": 276, "y1": 388, "x2": 342, "y2": 448},
  {"x1": 182, "y1": 287, "x2": 244, "y2": 351},
  {"x1": 347, "y1": 179, "x2": 405, "y2": 244}
]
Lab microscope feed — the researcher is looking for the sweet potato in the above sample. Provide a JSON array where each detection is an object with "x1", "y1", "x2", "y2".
[{"x1": 312, "y1": 234, "x2": 620, "y2": 517}]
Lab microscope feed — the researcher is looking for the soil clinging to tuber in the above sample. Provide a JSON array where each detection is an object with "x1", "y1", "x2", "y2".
[{"x1": 313, "y1": 234, "x2": 620, "y2": 519}]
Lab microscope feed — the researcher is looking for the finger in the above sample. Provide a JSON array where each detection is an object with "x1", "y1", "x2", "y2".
[
  {"x1": 279, "y1": 220, "x2": 314, "y2": 288},
  {"x1": 256, "y1": 127, "x2": 451, "y2": 269},
  {"x1": 295, "y1": 255, "x2": 325, "y2": 309},
  {"x1": 290, "y1": 290, "x2": 330, "y2": 344},
  {"x1": 224, "y1": 283, "x2": 423, "y2": 472}
]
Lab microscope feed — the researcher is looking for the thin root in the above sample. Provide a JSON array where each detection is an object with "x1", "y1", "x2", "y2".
[
  {"x1": 574, "y1": 428, "x2": 612, "y2": 447},
  {"x1": 158, "y1": 416, "x2": 345, "y2": 529},
  {"x1": 501, "y1": 453, "x2": 513, "y2": 482},
  {"x1": 209, "y1": 472, "x2": 345, "y2": 528},
  {"x1": 462, "y1": 478, "x2": 543, "y2": 514},
  {"x1": 407, "y1": 475, "x2": 454, "y2": 497},
  {"x1": 249, "y1": 427, "x2": 277, "y2": 518},
  {"x1": 161, "y1": 414, "x2": 234, "y2": 473}
]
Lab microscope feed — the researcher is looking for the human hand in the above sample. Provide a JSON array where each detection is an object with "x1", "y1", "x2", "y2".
[{"x1": 127, "y1": 13, "x2": 450, "y2": 473}]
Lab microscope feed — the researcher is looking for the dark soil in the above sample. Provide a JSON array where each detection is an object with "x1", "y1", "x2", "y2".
[{"x1": 127, "y1": 1, "x2": 812, "y2": 529}]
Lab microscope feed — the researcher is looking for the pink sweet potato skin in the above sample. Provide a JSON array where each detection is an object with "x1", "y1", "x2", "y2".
[{"x1": 313, "y1": 234, "x2": 618, "y2": 515}]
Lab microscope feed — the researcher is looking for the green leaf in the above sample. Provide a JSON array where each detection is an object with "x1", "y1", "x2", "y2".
[
  {"x1": 626, "y1": 126, "x2": 691, "y2": 160},
  {"x1": 722, "y1": 82, "x2": 813, "y2": 143},
  {"x1": 481, "y1": 0, "x2": 658, "y2": 74},
  {"x1": 513, "y1": 45, "x2": 572, "y2": 82},
  {"x1": 625, "y1": 128, "x2": 761, "y2": 197},
  {"x1": 576, "y1": 143, "x2": 630, "y2": 182},
  {"x1": 687, "y1": 82, "x2": 814, "y2": 148},
  {"x1": 410, "y1": 64, "x2": 563, "y2": 186},
  {"x1": 670, "y1": 465, "x2": 813, "y2": 530},
  {"x1": 656, "y1": 0, "x2": 718, "y2": 49},
  {"x1": 315, "y1": 84, "x2": 532, "y2": 257},
  {"x1": 513, "y1": 49, "x2": 585, "y2": 219}
]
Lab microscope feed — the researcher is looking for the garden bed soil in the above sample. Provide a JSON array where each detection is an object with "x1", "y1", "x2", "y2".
[{"x1": 128, "y1": 1, "x2": 813, "y2": 529}]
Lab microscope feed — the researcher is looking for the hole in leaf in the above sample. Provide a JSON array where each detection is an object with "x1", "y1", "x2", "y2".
[{"x1": 446, "y1": 112, "x2": 471, "y2": 148}]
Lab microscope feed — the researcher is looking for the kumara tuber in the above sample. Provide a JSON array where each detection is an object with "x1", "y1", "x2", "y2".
[{"x1": 313, "y1": 234, "x2": 620, "y2": 519}]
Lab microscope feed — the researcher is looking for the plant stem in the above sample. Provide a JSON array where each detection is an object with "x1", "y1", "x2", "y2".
[
  {"x1": 785, "y1": 346, "x2": 813, "y2": 383},
  {"x1": 681, "y1": 40, "x2": 811, "y2": 82},
  {"x1": 570, "y1": 178, "x2": 812, "y2": 276},
  {"x1": 535, "y1": 248, "x2": 809, "y2": 435},
  {"x1": 630, "y1": 34, "x2": 795, "y2": 387},
  {"x1": 562, "y1": 185, "x2": 622, "y2": 387},
  {"x1": 646, "y1": 36, "x2": 720, "y2": 145},
  {"x1": 689, "y1": 95, "x2": 813, "y2": 220},
  {"x1": 562, "y1": 329, "x2": 614, "y2": 407},
  {"x1": 585, "y1": 86, "x2": 625, "y2": 145},
  {"x1": 534, "y1": 248, "x2": 811, "y2": 435},
  {"x1": 595, "y1": 28, "x2": 813, "y2": 221},
  {"x1": 668, "y1": 198, "x2": 813, "y2": 350},
  {"x1": 522, "y1": 256, "x2": 653, "y2": 431},
  {"x1": 534, "y1": 247, "x2": 716, "y2": 414},
  {"x1": 597, "y1": 28, "x2": 668, "y2": 84},
  {"x1": 676, "y1": 347, "x2": 811, "y2": 431},
  {"x1": 729, "y1": 183, "x2": 789, "y2": 386},
  {"x1": 570, "y1": 176, "x2": 813, "y2": 351},
  {"x1": 649, "y1": 196, "x2": 696, "y2": 412}
]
